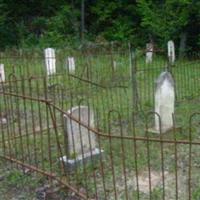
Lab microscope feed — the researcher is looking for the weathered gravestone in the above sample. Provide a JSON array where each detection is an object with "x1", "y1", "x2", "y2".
[
  {"x1": 61, "y1": 106, "x2": 102, "y2": 169},
  {"x1": 67, "y1": 57, "x2": 75, "y2": 73},
  {"x1": 146, "y1": 43, "x2": 154, "y2": 64},
  {"x1": 44, "y1": 48, "x2": 56, "y2": 75},
  {"x1": 113, "y1": 60, "x2": 117, "y2": 70},
  {"x1": 168, "y1": 40, "x2": 175, "y2": 65},
  {"x1": 153, "y1": 71, "x2": 175, "y2": 133},
  {"x1": 0, "y1": 64, "x2": 6, "y2": 124},
  {"x1": 0, "y1": 64, "x2": 5, "y2": 82}
]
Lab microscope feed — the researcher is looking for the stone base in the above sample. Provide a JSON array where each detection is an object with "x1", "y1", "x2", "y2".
[
  {"x1": 147, "y1": 126, "x2": 181, "y2": 134},
  {"x1": 60, "y1": 148, "x2": 104, "y2": 170}
]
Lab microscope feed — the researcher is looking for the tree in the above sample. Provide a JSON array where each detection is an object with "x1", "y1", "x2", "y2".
[
  {"x1": 137, "y1": 0, "x2": 200, "y2": 53},
  {"x1": 90, "y1": 0, "x2": 139, "y2": 42},
  {"x1": 0, "y1": 0, "x2": 199, "y2": 51}
]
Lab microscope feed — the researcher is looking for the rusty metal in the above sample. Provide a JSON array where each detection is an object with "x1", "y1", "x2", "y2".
[
  {"x1": 2, "y1": 90, "x2": 200, "y2": 145},
  {"x1": 0, "y1": 49, "x2": 200, "y2": 200},
  {"x1": 172, "y1": 114, "x2": 178, "y2": 200},
  {"x1": 0, "y1": 125, "x2": 61, "y2": 144},
  {"x1": 0, "y1": 155, "x2": 89, "y2": 200}
]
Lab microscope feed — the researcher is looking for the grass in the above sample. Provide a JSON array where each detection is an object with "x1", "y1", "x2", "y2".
[
  {"x1": 0, "y1": 159, "x2": 41, "y2": 200},
  {"x1": 0, "y1": 159, "x2": 81, "y2": 199},
  {"x1": 0, "y1": 49, "x2": 200, "y2": 199}
]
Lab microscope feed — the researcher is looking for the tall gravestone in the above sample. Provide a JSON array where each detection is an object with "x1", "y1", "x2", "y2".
[
  {"x1": 61, "y1": 106, "x2": 102, "y2": 168},
  {"x1": 154, "y1": 72, "x2": 175, "y2": 133},
  {"x1": 146, "y1": 43, "x2": 153, "y2": 64},
  {"x1": 67, "y1": 57, "x2": 75, "y2": 73},
  {"x1": 0, "y1": 64, "x2": 5, "y2": 82},
  {"x1": 44, "y1": 48, "x2": 56, "y2": 76},
  {"x1": 168, "y1": 40, "x2": 175, "y2": 65}
]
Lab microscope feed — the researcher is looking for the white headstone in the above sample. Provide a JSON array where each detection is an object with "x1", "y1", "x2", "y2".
[
  {"x1": 44, "y1": 48, "x2": 56, "y2": 75},
  {"x1": 64, "y1": 106, "x2": 101, "y2": 158},
  {"x1": 67, "y1": 57, "x2": 75, "y2": 73},
  {"x1": 61, "y1": 106, "x2": 103, "y2": 168},
  {"x1": 154, "y1": 72, "x2": 175, "y2": 133},
  {"x1": 113, "y1": 60, "x2": 117, "y2": 70},
  {"x1": 0, "y1": 64, "x2": 5, "y2": 82},
  {"x1": 167, "y1": 40, "x2": 175, "y2": 64},
  {"x1": 146, "y1": 43, "x2": 153, "y2": 64}
]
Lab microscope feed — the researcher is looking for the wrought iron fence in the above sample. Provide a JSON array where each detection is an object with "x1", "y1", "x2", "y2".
[{"x1": 0, "y1": 47, "x2": 200, "y2": 199}]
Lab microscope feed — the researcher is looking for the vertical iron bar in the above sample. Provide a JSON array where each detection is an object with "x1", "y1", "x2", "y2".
[{"x1": 129, "y1": 43, "x2": 138, "y2": 113}]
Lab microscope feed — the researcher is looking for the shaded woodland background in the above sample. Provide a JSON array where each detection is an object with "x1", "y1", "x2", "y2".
[{"x1": 0, "y1": 0, "x2": 199, "y2": 54}]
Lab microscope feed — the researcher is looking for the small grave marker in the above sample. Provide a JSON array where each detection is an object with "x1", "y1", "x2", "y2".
[
  {"x1": 113, "y1": 60, "x2": 117, "y2": 70},
  {"x1": 67, "y1": 57, "x2": 75, "y2": 73},
  {"x1": 168, "y1": 40, "x2": 175, "y2": 65},
  {"x1": 146, "y1": 43, "x2": 153, "y2": 64},
  {"x1": 44, "y1": 48, "x2": 56, "y2": 75},
  {"x1": 61, "y1": 106, "x2": 103, "y2": 169},
  {"x1": 0, "y1": 64, "x2": 5, "y2": 82}
]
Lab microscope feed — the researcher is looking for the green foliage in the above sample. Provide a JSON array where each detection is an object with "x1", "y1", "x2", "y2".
[
  {"x1": 192, "y1": 187, "x2": 200, "y2": 200},
  {"x1": 137, "y1": 0, "x2": 191, "y2": 43},
  {"x1": 38, "y1": 5, "x2": 80, "y2": 48},
  {"x1": 0, "y1": 0, "x2": 199, "y2": 50},
  {"x1": 7, "y1": 170, "x2": 37, "y2": 188},
  {"x1": 137, "y1": 0, "x2": 200, "y2": 51},
  {"x1": 90, "y1": 0, "x2": 138, "y2": 42}
]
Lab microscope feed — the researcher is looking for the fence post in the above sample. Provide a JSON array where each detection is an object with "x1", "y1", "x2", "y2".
[
  {"x1": 110, "y1": 41, "x2": 115, "y2": 75},
  {"x1": 167, "y1": 52, "x2": 178, "y2": 102},
  {"x1": 129, "y1": 43, "x2": 138, "y2": 112}
]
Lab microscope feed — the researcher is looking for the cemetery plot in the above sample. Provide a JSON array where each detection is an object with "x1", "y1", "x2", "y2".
[{"x1": 0, "y1": 47, "x2": 200, "y2": 199}]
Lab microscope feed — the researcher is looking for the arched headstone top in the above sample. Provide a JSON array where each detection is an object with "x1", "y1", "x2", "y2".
[
  {"x1": 66, "y1": 105, "x2": 94, "y2": 126},
  {"x1": 155, "y1": 71, "x2": 174, "y2": 90},
  {"x1": 44, "y1": 48, "x2": 55, "y2": 57},
  {"x1": 167, "y1": 40, "x2": 174, "y2": 47}
]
